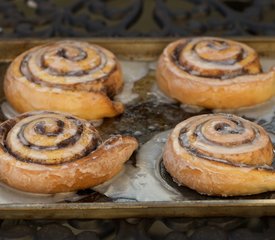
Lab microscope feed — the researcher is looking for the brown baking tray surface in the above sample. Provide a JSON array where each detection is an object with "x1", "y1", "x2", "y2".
[{"x1": 0, "y1": 38, "x2": 274, "y2": 219}]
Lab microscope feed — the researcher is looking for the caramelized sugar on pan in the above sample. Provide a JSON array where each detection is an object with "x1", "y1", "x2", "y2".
[{"x1": 0, "y1": 59, "x2": 274, "y2": 203}]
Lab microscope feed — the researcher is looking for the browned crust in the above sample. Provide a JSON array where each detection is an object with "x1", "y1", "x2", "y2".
[
  {"x1": 4, "y1": 41, "x2": 124, "y2": 120},
  {"x1": 0, "y1": 135, "x2": 138, "y2": 193},
  {"x1": 163, "y1": 118, "x2": 275, "y2": 196},
  {"x1": 156, "y1": 38, "x2": 275, "y2": 109},
  {"x1": 0, "y1": 111, "x2": 138, "y2": 193}
]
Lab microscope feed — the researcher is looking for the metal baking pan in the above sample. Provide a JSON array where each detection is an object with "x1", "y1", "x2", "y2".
[{"x1": 0, "y1": 37, "x2": 274, "y2": 219}]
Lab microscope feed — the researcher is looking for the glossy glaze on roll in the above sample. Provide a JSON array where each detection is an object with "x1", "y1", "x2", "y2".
[
  {"x1": 157, "y1": 37, "x2": 275, "y2": 109},
  {"x1": 163, "y1": 114, "x2": 275, "y2": 196},
  {"x1": 4, "y1": 40, "x2": 124, "y2": 120},
  {"x1": 0, "y1": 111, "x2": 138, "y2": 193}
]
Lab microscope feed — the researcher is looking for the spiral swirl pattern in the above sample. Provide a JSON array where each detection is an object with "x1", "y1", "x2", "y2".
[
  {"x1": 163, "y1": 114, "x2": 275, "y2": 196},
  {"x1": 1, "y1": 111, "x2": 100, "y2": 165},
  {"x1": 20, "y1": 40, "x2": 118, "y2": 90},
  {"x1": 4, "y1": 40, "x2": 124, "y2": 120},
  {"x1": 172, "y1": 37, "x2": 261, "y2": 79},
  {"x1": 178, "y1": 114, "x2": 273, "y2": 166},
  {"x1": 157, "y1": 37, "x2": 275, "y2": 109},
  {"x1": 0, "y1": 111, "x2": 138, "y2": 193}
]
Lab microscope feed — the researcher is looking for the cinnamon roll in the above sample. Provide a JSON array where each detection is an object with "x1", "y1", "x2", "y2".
[
  {"x1": 157, "y1": 37, "x2": 275, "y2": 109},
  {"x1": 163, "y1": 114, "x2": 275, "y2": 196},
  {"x1": 4, "y1": 40, "x2": 124, "y2": 120},
  {"x1": 0, "y1": 111, "x2": 138, "y2": 193}
]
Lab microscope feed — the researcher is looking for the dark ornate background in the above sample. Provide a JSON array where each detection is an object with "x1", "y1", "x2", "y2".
[
  {"x1": 0, "y1": 0, "x2": 274, "y2": 38},
  {"x1": 1, "y1": 217, "x2": 275, "y2": 240}
]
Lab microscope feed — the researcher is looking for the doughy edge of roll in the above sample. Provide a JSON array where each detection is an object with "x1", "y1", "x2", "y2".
[
  {"x1": 4, "y1": 42, "x2": 125, "y2": 120},
  {"x1": 0, "y1": 135, "x2": 138, "y2": 194},
  {"x1": 163, "y1": 116, "x2": 275, "y2": 196}
]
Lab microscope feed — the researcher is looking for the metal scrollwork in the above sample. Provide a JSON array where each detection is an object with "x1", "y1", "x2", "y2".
[{"x1": 0, "y1": 0, "x2": 274, "y2": 37}]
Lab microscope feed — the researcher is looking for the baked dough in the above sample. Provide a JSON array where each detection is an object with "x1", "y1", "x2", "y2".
[
  {"x1": 157, "y1": 37, "x2": 275, "y2": 109},
  {"x1": 4, "y1": 40, "x2": 124, "y2": 120},
  {"x1": 163, "y1": 114, "x2": 274, "y2": 196},
  {"x1": 0, "y1": 111, "x2": 138, "y2": 193}
]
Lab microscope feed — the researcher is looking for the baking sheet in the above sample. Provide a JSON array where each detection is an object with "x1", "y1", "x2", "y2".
[{"x1": 0, "y1": 38, "x2": 274, "y2": 218}]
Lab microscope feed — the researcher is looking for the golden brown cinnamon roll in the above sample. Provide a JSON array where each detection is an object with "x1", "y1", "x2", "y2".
[
  {"x1": 157, "y1": 37, "x2": 275, "y2": 109},
  {"x1": 163, "y1": 114, "x2": 275, "y2": 196},
  {"x1": 4, "y1": 40, "x2": 124, "y2": 120},
  {"x1": 0, "y1": 111, "x2": 138, "y2": 193}
]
